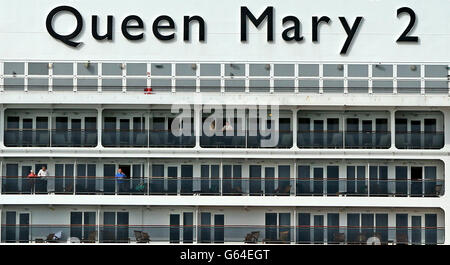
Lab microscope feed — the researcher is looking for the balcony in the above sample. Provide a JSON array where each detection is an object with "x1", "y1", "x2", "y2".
[
  {"x1": 102, "y1": 130, "x2": 195, "y2": 147},
  {"x1": 4, "y1": 129, "x2": 97, "y2": 147},
  {"x1": 0, "y1": 224, "x2": 443, "y2": 244},
  {"x1": 1, "y1": 176, "x2": 443, "y2": 197},
  {"x1": 200, "y1": 130, "x2": 293, "y2": 148},
  {"x1": 149, "y1": 130, "x2": 195, "y2": 147},
  {"x1": 395, "y1": 132, "x2": 444, "y2": 149},
  {"x1": 102, "y1": 130, "x2": 148, "y2": 147},
  {"x1": 297, "y1": 131, "x2": 391, "y2": 149}
]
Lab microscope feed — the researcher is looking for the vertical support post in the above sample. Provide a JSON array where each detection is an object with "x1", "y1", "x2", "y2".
[
  {"x1": 292, "y1": 108, "x2": 297, "y2": 149},
  {"x1": 443, "y1": 157, "x2": 450, "y2": 244},
  {"x1": 97, "y1": 106, "x2": 102, "y2": 148},
  {"x1": 293, "y1": 160, "x2": 297, "y2": 196},
  {"x1": 390, "y1": 109, "x2": 396, "y2": 149},
  {"x1": 0, "y1": 161, "x2": 3, "y2": 195},
  {"x1": 146, "y1": 108, "x2": 150, "y2": 148},
  {"x1": 97, "y1": 207, "x2": 100, "y2": 243},
  {"x1": 74, "y1": 160, "x2": 77, "y2": 195},
  {"x1": 443, "y1": 109, "x2": 450, "y2": 151},
  {"x1": 194, "y1": 105, "x2": 201, "y2": 149},
  {"x1": 0, "y1": 207, "x2": 2, "y2": 242},
  {"x1": 0, "y1": 105, "x2": 4, "y2": 148},
  {"x1": 293, "y1": 207, "x2": 297, "y2": 244},
  {"x1": 194, "y1": 207, "x2": 199, "y2": 244},
  {"x1": 49, "y1": 110, "x2": 53, "y2": 147},
  {"x1": 220, "y1": 160, "x2": 223, "y2": 196},
  {"x1": 147, "y1": 158, "x2": 150, "y2": 195}
]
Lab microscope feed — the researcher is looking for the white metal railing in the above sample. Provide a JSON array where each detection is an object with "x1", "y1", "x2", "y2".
[{"x1": 0, "y1": 61, "x2": 448, "y2": 94}]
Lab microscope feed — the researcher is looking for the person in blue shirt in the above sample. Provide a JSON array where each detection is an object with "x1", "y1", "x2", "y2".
[{"x1": 115, "y1": 168, "x2": 128, "y2": 193}]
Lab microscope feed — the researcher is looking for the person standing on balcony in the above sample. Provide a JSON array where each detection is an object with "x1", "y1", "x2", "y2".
[
  {"x1": 222, "y1": 120, "x2": 234, "y2": 146},
  {"x1": 115, "y1": 168, "x2": 128, "y2": 193},
  {"x1": 38, "y1": 166, "x2": 53, "y2": 194},
  {"x1": 27, "y1": 170, "x2": 37, "y2": 194}
]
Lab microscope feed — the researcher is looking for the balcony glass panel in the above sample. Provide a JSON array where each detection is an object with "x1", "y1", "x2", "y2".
[
  {"x1": 53, "y1": 78, "x2": 74, "y2": 91},
  {"x1": 200, "y1": 64, "x2": 220, "y2": 76},
  {"x1": 4, "y1": 129, "x2": 50, "y2": 147},
  {"x1": 348, "y1": 64, "x2": 368, "y2": 77},
  {"x1": 395, "y1": 132, "x2": 444, "y2": 149},
  {"x1": 126, "y1": 79, "x2": 147, "y2": 92},
  {"x1": 397, "y1": 65, "x2": 420, "y2": 77},
  {"x1": 4, "y1": 78, "x2": 24, "y2": 91},
  {"x1": 53, "y1": 63, "x2": 73, "y2": 75},
  {"x1": 274, "y1": 80, "x2": 295, "y2": 93},
  {"x1": 225, "y1": 64, "x2": 245, "y2": 76},
  {"x1": 372, "y1": 64, "x2": 393, "y2": 77},
  {"x1": 224, "y1": 79, "x2": 245, "y2": 92},
  {"x1": 77, "y1": 79, "x2": 98, "y2": 91},
  {"x1": 28, "y1": 63, "x2": 49, "y2": 75},
  {"x1": 151, "y1": 79, "x2": 171, "y2": 92},
  {"x1": 102, "y1": 130, "x2": 148, "y2": 147},
  {"x1": 297, "y1": 131, "x2": 343, "y2": 148},
  {"x1": 102, "y1": 63, "x2": 122, "y2": 76},
  {"x1": 397, "y1": 80, "x2": 420, "y2": 94},
  {"x1": 348, "y1": 80, "x2": 368, "y2": 93},
  {"x1": 77, "y1": 63, "x2": 98, "y2": 75},
  {"x1": 28, "y1": 78, "x2": 49, "y2": 91},
  {"x1": 148, "y1": 130, "x2": 195, "y2": 147},
  {"x1": 298, "y1": 80, "x2": 319, "y2": 93},
  {"x1": 51, "y1": 130, "x2": 98, "y2": 147},
  {"x1": 425, "y1": 81, "x2": 448, "y2": 94},
  {"x1": 4, "y1": 62, "x2": 24, "y2": 75}
]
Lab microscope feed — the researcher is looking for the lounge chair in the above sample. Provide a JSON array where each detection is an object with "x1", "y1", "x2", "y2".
[
  {"x1": 134, "y1": 230, "x2": 151, "y2": 243},
  {"x1": 45, "y1": 233, "x2": 57, "y2": 243},
  {"x1": 244, "y1": 231, "x2": 260, "y2": 243},
  {"x1": 274, "y1": 185, "x2": 291, "y2": 196},
  {"x1": 334, "y1": 232, "x2": 345, "y2": 244},
  {"x1": 81, "y1": 231, "x2": 97, "y2": 243}
]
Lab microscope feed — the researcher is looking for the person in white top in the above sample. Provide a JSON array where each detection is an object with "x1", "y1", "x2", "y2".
[
  {"x1": 37, "y1": 166, "x2": 53, "y2": 194},
  {"x1": 38, "y1": 166, "x2": 49, "y2": 177}
]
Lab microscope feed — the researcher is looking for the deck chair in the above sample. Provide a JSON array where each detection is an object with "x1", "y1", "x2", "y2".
[
  {"x1": 396, "y1": 233, "x2": 409, "y2": 245},
  {"x1": 81, "y1": 231, "x2": 97, "y2": 243},
  {"x1": 279, "y1": 231, "x2": 290, "y2": 243},
  {"x1": 244, "y1": 231, "x2": 260, "y2": 243},
  {"x1": 134, "y1": 230, "x2": 151, "y2": 243},
  {"x1": 45, "y1": 233, "x2": 57, "y2": 243},
  {"x1": 334, "y1": 232, "x2": 345, "y2": 244},
  {"x1": 274, "y1": 185, "x2": 291, "y2": 196}
]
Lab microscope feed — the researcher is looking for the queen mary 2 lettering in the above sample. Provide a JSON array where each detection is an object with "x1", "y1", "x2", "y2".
[{"x1": 45, "y1": 5, "x2": 418, "y2": 54}]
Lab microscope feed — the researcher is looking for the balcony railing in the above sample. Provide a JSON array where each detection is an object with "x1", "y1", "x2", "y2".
[
  {"x1": 0, "y1": 225, "x2": 444, "y2": 244},
  {"x1": 3, "y1": 129, "x2": 445, "y2": 150},
  {"x1": 102, "y1": 130, "x2": 195, "y2": 147},
  {"x1": 297, "y1": 131, "x2": 391, "y2": 149},
  {"x1": 4, "y1": 129, "x2": 98, "y2": 147},
  {"x1": 1, "y1": 176, "x2": 444, "y2": 197},
  {"x1": 149, "y1": 130, "x2": 195, "y2": 147},
  {"x1": 200, "y1": 130, "x2": 293, "y2": 148},
  {"x1": 395, "y1": 132, "x2": 444, "y2": 149}
]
